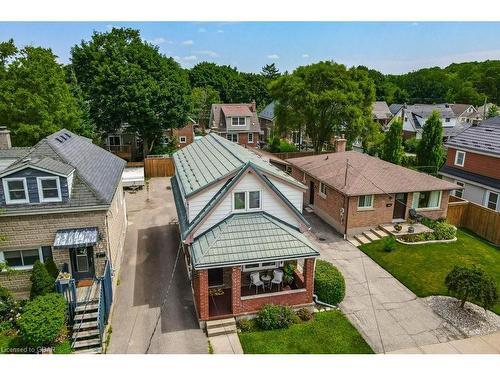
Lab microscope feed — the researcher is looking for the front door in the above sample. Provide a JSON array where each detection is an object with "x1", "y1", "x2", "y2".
[
  {"x1": 70, "y1": 247, "x2": 95, "y2": 280},
  {"x1": 309, "y1": 181, "x2": 315, "y2": 205},
  {"x1": 393, "y1": 193, "x2": 408, "y2": 220}
]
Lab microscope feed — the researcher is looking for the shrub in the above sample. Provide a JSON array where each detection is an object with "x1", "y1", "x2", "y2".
[
  {"x1": 382, "y1": 236, "x2": 397, "y2": 252},
  {"x1": 445, "y1": 265, "x2": 498, "y2": 310},
  {"x1": 433, "y1": 222, "x2": 456, "y2": 240},
  {"x1": 237, "y1": 318, "x2": 254, "y2": 332},
  {"x1": 283, "y1": 263, "x2": 296, "y2": 286},
  {"x1": 402, "y1": 154, "x2": 417, "y2": 167},
  {"x1": 314, "y1": 260, "x2": 345, "y2": 305},
  {"x1": 291, "y1": 314, "x2": 302, "y2": 325},
  {"x1": 30, "y1": 261, "x2": 55, "y2": 299},
  {"x1": 0, "y1": 285, "x2": 16, "y2": 321},
  {"x1": 44, "y1": 257, "x2": 60, "y2": 279},
  {"x1": 279, "y1": 139, "x2": 298, "y2": 152},
  {"x1": 256, "y1": 304, "x2": 294, "y2": 330},
  {"x1": 17, "y1": 293, "x2": 67, "y2": 348},
  {"x1": 296, "y1": 307, "x2": 313, "y2": 321},
  {"x1": 404, "y1": 138, "x2": 420, "y2": 153}
]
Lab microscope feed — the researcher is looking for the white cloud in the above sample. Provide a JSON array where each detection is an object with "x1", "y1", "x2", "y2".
[
  {"x1": 302, "y1": 54, "x2": 309, "y2": 58},
  {"x1": 181, "y1": 39, "x2": 194, "y2": 45},
  {"x1": 148, "y1": 37, "x2": 172, "y2": 45},
  {"x1": 217, "y1": 29, "x2": 224, "y2": 33},
  {"x1": 267, "y1": 54, "x2": 279, "y2": 60},
  {"x1": 173, "y1": 55, "x2": 197, "y2": 62},
  {"x1": 198, "y1": 27, "x2": 207, "y2": 33},
  {"x1": 195, "y1": 50, "x2": 219, "y2": 57}
]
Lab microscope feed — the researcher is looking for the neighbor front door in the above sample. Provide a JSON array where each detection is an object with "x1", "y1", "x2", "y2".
[
  {"x1": 70, "y1": 247, "x2": 95, "y2": 280},
  {"x1": 393, "y1": 193, "x2": 408, "y2": 220},
  {"x1": 309, "y1": 181, "x2": 315, "y2": 205}
]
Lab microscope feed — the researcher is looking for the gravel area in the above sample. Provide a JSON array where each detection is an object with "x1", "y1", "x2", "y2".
[{"x1": 424, "y1": 296, "x2": 500, "y2": 337}]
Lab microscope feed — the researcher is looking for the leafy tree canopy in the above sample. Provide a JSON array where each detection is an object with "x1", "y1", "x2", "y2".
[
  {"x1": 190, "y1": 86, "x2": 220, "y2": 129},
  {"x1": 416, "y1": 110, "x2": 445, "y2": 173},
  {"x1": 381, "y1": 118, "x2": 404, "y2": 165}
]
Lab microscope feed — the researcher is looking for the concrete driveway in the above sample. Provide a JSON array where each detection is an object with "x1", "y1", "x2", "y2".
[
  {"x1": 107, "y1": 178, "x2": 207, "y2": 354},
  {"x1": 304, "y1": 212, "x2": 465, "y2": 353}
]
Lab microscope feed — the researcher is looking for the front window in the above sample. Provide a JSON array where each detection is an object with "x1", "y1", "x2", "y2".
[
  {"x1": 248, "y1": 191, "x2": 261, "y2": 209},
  {"x1": 226, "y1": 133, "x2": 238, "y2": 143},
  {"x1": 233, "y1": 191, "x2": 261, "y2": 211},
  {"x1": 454, "y1": 181, "x2": 464, "y2": 198},
  {"x1": 179, "y1": 136, "x2": 187, "y2": 144},
  {"x1": 108, "y1": 135, "x2": 121, "y2": 146},
  {"x1": 248, "y1": 133, "x2": 254, "y2": 143},
  {"x1": 3, "y1": 178, "x2": 29, "y2": 204},
  {"x1": 358, "y1": 195, "x2": 373, "y2": 209},
  {"x1": 231, "y1": 117, "x2": 246, "y2": 126},
  {"x1": 486, "y1": 191, "x2": 499, "y2": 211},
  {"x1": 454, "y1": 150, "x2": 465, "y2": 167},
  {"x1": 413, "y1": 191, "x2": 441, "y2": 209},
  {"x1": 233, "y1": 192, "x2": 246, "y2": 210},
  {"x1": 1, "y1": 249, "x2": 41, "y2": 269},
  {"x1": 319, "y1": 182, "x2": 327, "y2": 197},
  {"x1": 37, "y1": 177, "x2": 61, "y2": 202}
]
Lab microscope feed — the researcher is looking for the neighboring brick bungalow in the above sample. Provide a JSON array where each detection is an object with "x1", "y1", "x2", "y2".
[
  {"x1": 0, "y1": 128, "x2": 127, "y2": 299},
  {"x1": 166, "y1": 117, "x2": 197, "y2": 149},
  {"x1": 287, "y1": 145, "x2": 458, "y2": 236}
]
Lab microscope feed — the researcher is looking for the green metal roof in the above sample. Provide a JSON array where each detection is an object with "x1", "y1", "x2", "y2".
[
  {"x1": 190, "y1": 212, "x2": 319, "y2": 269},
  {"x1": 173, "y1": 133, "x2": 304, "y2": 197}
]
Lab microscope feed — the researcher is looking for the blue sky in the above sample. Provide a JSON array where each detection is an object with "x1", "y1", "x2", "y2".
[{"x1": 1, "y1": 22, "x2": 500, "y2": 74}]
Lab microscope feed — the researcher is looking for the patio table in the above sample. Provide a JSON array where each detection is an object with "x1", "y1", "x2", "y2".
[{"x1": 261, "y1": 274, "x2": 272, "y2": 290}]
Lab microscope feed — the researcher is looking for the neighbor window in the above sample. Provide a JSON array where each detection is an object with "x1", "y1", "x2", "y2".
[
  {"x1": 108, "y1": 135, "x2": 121, "y2": 146},
  {"x1": 179, "y1": 136, "x2": 187, "y2": 144},
  {"x1": 0, "y1": 248, "x2": 42, "y2": 269},
  {"x1": 248, "y1": 133, "x2": 254, "y2": 143},
  {"x1": 413, "y1": 191, "x2": 441, "y2": 209},
  {"x1": 454, "y1": 150, "x2": 465, "y2": 167},
  {"x1": 486, "y1": 191, "x2": 499, "y2": 211},
  {"x1": 445, "y1": 118, "x2": 451, "y2": 123},
  {"x1": 454, "y1": 181, "x2": 464, "y2": 198},
  {"x1": 233, "y1": 192, "x2": 246, "y2": 210},
  {"x1": 3, "y1": 178, "x2": 29, "y2": 204},
  {"x1": 231, "y1": 117, "x2": 246, "y2": 126},
  {"x1": 358, "y1": 195, "x2": 373, "y2": 209},
  {"x1": 226, "y1": 133, "x2": 238, "y2": 143},
  {"x1": 248, "y1": 191, "x2": 261, "y2": 209},
  {"x1": 319, "y1": 182, "x2": 327, "y2": 197},
  {"x1": 37, "y1": 177, "x2": 61, "y2": 203}
]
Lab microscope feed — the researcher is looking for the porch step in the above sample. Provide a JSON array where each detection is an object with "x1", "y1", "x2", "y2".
[
  {"x1": 74, "y1": 347, "x2": 102, "y2": 354},
  {"x1": 75, "y1": 302, "x2": 99, "y2": 313},
  {"x1": 362, "y1": 231, "x2": 379, "y2": 242},
  {"x1": 206, "y1": 317, "x2": 236, "y2": 329},
  {"x1": 74, "y1": 312, "x2": 99, "y2": 322},
  {"x1": 73, "y1": 321, "x2": 98, "y2": 330},
  {"x1": 207, "y1": 325, "x2": 237, "y2": 337},
  {"x1": 370, "y1": 228, "x2": 388, "y2": 238},
  {"x1": 354, "y1": 234, "x2": 371, "y2": 245},
  {"x1": 347, "y1": 237, "x2": 362, "y2": 247},
  {"x1": 378, "y1": 225, "x2": 394, "y2": 236},
  {"x1": 73, "y1": 338, "x2": 101, "y2": 350},
  {"x1": 72, "y1": 329, "x2": 100, "y2": 340}
]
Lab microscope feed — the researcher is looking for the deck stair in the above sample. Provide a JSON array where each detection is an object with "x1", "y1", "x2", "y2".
[
  {"x1": 206, "y1": 317, "x2": 237, "y2": 337},
  {"x1": 72, "y1": 300, "x2": 101, "y2": 353},
  {"x1": 370, "y1": 228, "x2": 388, "y2": 239}
]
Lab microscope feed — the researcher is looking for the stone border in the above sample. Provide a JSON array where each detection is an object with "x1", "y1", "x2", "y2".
[{"x1": 395, "y1": 237, "x2": 457, "y2": 245}]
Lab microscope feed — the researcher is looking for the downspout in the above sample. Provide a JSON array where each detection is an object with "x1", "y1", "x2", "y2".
[
  {"x1": 343, "y1": 196, "x2": 349, "y2": 239},
  {"x1": 313, "y1": 294, "x2": 340, "y2": 310}
]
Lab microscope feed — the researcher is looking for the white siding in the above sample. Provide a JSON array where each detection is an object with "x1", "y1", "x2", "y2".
[
  {"x1": 187, "y1": 180, "x2": 225, "y2": 221},
  {"x1": 193, "y1": 172, "x2": 301, "y2": 237},
  {"x1": 267, "y1": 176, "x2": 303, "y2": 212}
]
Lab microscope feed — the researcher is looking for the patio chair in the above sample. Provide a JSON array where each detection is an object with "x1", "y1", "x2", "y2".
[
  {"x1": 270, "y1": 269, "x2": 284, "y2": 291},
  {"x1": 249, "y1": 272, "x2": 264, "y2": 294}
]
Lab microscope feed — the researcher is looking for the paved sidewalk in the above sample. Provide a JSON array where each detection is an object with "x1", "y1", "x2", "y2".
[
  {"x1": 389, "y1": 331, "x2": 500, "y2": 354},
  {"x1": 209, "y1": 333, "x2": 244, "y2": 354},
  {"x1": 304, "y1": 212, "x2": 465, "y2": 354}
]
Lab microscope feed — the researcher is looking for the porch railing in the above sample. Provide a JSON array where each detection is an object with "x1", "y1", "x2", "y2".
[
  {"x1": 104, "y1": 144, "x2": 132, "y2": 154},
  {"x1": 97, "y1": 260, "x2": 113, "y2": 348},
  {"x1": 55, "y1": 278, "x2": 77, "y2": 325}
]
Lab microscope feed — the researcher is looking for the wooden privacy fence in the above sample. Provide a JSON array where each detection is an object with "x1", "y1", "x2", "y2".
[
  {"x1": 144, "y1": 156, "x2": 175, "y2": 178},
  {"x1": 447, "y1": 197, "x2": 500, "y2": 245}
]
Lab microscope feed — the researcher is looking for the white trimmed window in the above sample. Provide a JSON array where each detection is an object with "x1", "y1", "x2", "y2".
[
  {"x1": 233, "y1": 191, "x2": 246, "y2": 210},
  {"x1": 243, "y1": 261, "x2": 284, "y2": 272},
  {"x1": 454, "y1": 150, "x2": 465, "y2": 167},
  {"x1": 358, "y1": 195, "x2": 373, "y2": 209},
  {"x1": 179, "y1": 136, "x2": 187, "y2": 144},
  {"x1": 108, "y1": 135, "x2": 121, "y2": 146},
  {"x1": 3, "y1": 177, "x2": 29, "y2": 204},
  {"x1": 486, "y1": 191, "x2": 499, "y2": 211},
  {"x1": 454, "y1": 181, "x2": 465, "y2": 198},
  {"x1": 319, "y1": 182, "x2": 327, "y2": 198},
  {"x1": 248, "y1": 191, "x2": 261, "y2": 210},
  {"x1": 0, "y1": 248, "x2": 43, "y2": 270},
  {"x1": 37, "y1": 176, "x2": 62, "y2": 203},
  {"x1": 227, "y1": 133, "x2": 238, "y2": 143},
  {"x1": 248, "y1": 133, "x2": 254, "y2": 143},
  {"x1": 231, "y1": 117, "x2": 246, "y2": 126},
  {"x1": 233, "y1": 191, "x2": 261, "y2": 212},
  {"x1": 412, "y1": 191, "x2": 442, "y2": 210}
]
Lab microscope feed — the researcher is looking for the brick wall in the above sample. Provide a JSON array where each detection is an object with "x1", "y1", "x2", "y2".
[
  {"x1": 172, "y1": 124, "x2": 195, "y2": 149},
  {"x1": 445, "y1": 148, "x2": 500, "y2": 179},
  {"x1": 0, "y1": 271, "x2": 31, "y2": 299},
  {"x1": 193, "y1": 269, "x2": 209, "y2": 320},
  {"x1": 105, "y1": 182, "x2": 127, "y2": 273},
  {"x1": 239, "y1": 289, "x2": 312, "y2": 315}
]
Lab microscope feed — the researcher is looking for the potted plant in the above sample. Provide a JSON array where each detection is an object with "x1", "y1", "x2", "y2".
[
  {"x1": 283, "y1": 264, "x2": 296, "y2": 287},
  {"x1": 56, "y1": 272, "x2": 72, "y2": 284},
  {"x1": 407, "y1": 219, "x2": 415, "y2": 233},
  {"x1": 393, "y1": 223, "x2": 402, "y2": 232}
]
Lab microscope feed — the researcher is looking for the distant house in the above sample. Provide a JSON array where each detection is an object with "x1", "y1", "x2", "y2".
[
  {"x1": 372, "y1": 101, "x2": 392, "y2": 126},
  {"x1": 0, "y1": 127, "x2": 127, "y2": 299},
  {"x1": 172, "y1": 133, "x2": 319, "y2": 321},
  {"x1": 165, "y1": 117, "x2": 197, "y2": 149},
  {"x1": 450, "y1": 104, "x2": 481, "y2": 125},
  {"x1": 287, "y1": 144, "x2": 457, "y2": 236},
  {"x1": 387, "y1": 103, "x2": 470, "y2": 140},
  {"x1": 258, "y1": 101, "x2": 276, "y2": 142},
  {"x1": 209, "y1": 102, "x2": 261, "y2": 147},
  {"x1": 103, "y1": 124, "x2": 142, "y2": 162},
  {"x1": 440, "y1": 117, "x2": 500, "y2": 212}
]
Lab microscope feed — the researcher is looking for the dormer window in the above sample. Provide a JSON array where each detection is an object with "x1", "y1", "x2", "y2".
[
  {"x1": 37, "y1": 176, "x2": 62, "y2": 203},
  {"x1": 231, "y1": 117, "x2": 246, "y2": 126},
  {"x1": 3, "y1": 178, "x2": 29, "y2": 204}
]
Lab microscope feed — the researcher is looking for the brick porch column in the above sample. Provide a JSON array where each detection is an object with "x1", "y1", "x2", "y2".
[
  {"x1": 303, "y1": 258, "x2": 316, "y2": 301},
  {"x1": 231, "y1": 266, "x2": 242, "y2": 315},
  {"x1": 195, "y1": 269, "x2": 209, "y2": 320}
]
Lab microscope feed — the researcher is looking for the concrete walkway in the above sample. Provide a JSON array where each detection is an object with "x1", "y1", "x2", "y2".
[
  {"x1": 107, "y1": 178, "x2": 207, "y2": 354},
  {"x1": 209, "y1": 333, "x2": 244, "y2": 354},
  {"x1": 389, "y1": 331, "x2": 500, "y2": 354},
  {"x1": 304, "y1": 212, "x2": 465, "y2": 353}
]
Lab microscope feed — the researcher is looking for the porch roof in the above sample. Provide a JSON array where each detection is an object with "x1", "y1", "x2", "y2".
[
  {"x1": 53, "y1": 227, "x2": 99, "y2": 249},
  {"x1": 190, "y1": 212, "x2": 319, "y2": 269}
]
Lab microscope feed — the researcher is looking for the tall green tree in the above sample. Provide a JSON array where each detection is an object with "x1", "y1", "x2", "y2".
[
  {"x1": 486, "y1": 104, "x2": 499, "y2": 119},
  {"x1": 381, "y1": 118, "x2": 404, "y2": 164},
  {"x1": 261, "y1": 63, "x2": 280, "y2": 80},
  {"x1": 190, "y1": 86, "x2": 220, "y2": 129},
  {"x1": 0, "y1": 39, "x2": 87, "y2": 146},
  {"x1": 269, "y1": 61, "x2": 375, "y2": 152},
  {"x1": 189, "y1": 62, "x2": 239, "y2": 103},
  {"x1": 71, "y1": 28, "x2": 191, "y2": 156},
  {"x1": 416, "y1": 110, "x2": 445, "y2": 172}
]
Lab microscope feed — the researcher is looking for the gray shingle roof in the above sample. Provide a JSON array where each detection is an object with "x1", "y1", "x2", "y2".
[
  {"x1": 440, "y1": 165, "x2": 500, "y2": 190},
  {"x1": 0, "y1": 147, "x2": 31, "y2": 159},
  {"x1": 259, "y1": 101, "x2": 276, "y2": 121},
  {"x1": 446, "y1": 117, "x2": 500, "y2": 156},
  {"x1": 190, "y1": 212, "x2": 319, "y2": 269},
  {"x1": 0, "y1": 156, "x2": 75, "y2": 177},
  {"x1": 372, "y1": 101, "x2": 392, "y2": 120}
]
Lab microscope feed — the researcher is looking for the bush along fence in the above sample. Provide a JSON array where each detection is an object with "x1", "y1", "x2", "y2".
[{"x1": 447, "y1": 196, "x2": 500, "y2": 245}]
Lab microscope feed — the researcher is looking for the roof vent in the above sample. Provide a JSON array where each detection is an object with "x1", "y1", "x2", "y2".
[{"x1": 64, "y1": 132, "x2": 71, "y2": 138}]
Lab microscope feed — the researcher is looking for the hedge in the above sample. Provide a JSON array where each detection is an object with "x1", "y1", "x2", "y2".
[{"x1": 314, "y1": 260, "x2": 345, "y2": 305}]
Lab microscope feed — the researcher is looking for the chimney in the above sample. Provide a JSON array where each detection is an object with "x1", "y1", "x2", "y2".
[
  {"x1": 334, "y1": 135, "x2": 347, "y2": 153},
  {"x1": 250, "y1": 100, "x2": 256, "y2": 112},
  {"x1": 0, "y1": 126, "x2": 12, "y2": 150}
]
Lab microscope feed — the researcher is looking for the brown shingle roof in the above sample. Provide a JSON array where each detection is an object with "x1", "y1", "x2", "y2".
[
  {"x1": 287, "y1": 151, "x2": 457, "y2": 196},
  {"x1": 221, "y1": 105, "x2": 253, "y2": 117},
  {"x1": 210, "y1": 103, "x2": 260, "y2": 133}
]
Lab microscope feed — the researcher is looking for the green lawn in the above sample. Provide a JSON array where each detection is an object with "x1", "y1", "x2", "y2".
[
  {"x1": 238, "y1": 310, "x2": 373, "y2": 354},
  {"x1": 0, "y1": 330, "x2": 72, "y2": 354},
  {"x1": 360, "y1": 229, "x2": 500, "y2": 314}
]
